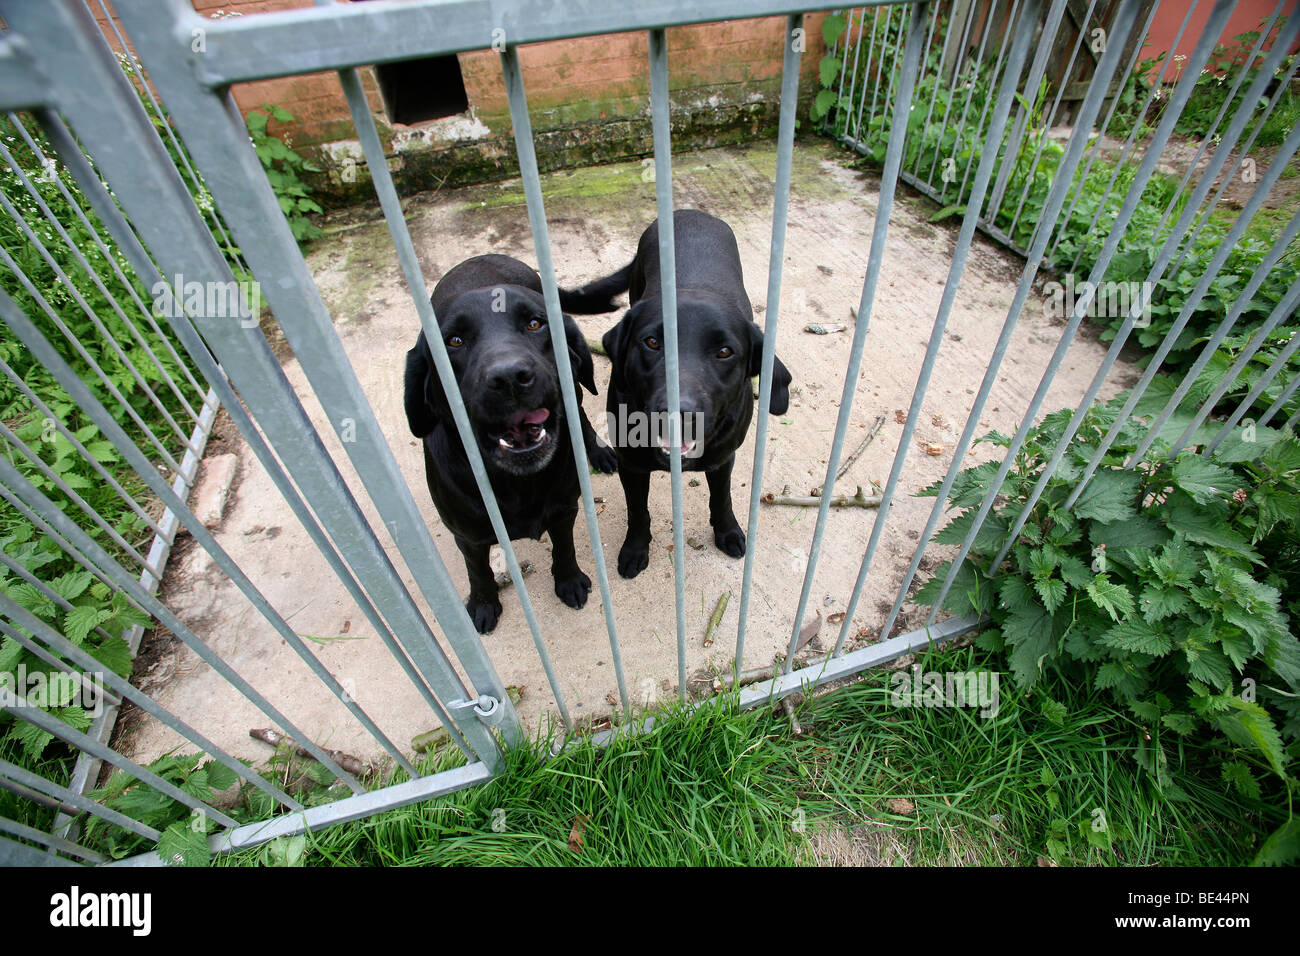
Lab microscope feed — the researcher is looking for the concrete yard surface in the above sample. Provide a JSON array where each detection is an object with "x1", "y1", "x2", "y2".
[{"x1": 123, "y1": 139, "x2": 1140, "y2": 767}]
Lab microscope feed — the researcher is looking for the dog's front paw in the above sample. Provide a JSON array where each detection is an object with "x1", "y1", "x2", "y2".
[
  {"x1": 714, "y1": 525, "x2": 746, "y2": 558},
  {"x1": 554, "y1": 569, "x2": 592, "y2": 609},
  {"x1": 588, "y1": 441, "x2": 619, "y2": 474},
  {"x1": 617, "y1": 537, "x2": 651, "y2": 578},
  {"x1": 466, "y1": 596, "x2": 503, "y2": 634}
]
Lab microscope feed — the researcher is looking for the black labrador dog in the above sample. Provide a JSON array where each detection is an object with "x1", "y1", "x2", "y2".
[
  {"x1": 598, "y1": 209, "x2": 792, "y2": 578},
  {"x1": 403, "y1": 254, "x2": 622, "y2": 633}
]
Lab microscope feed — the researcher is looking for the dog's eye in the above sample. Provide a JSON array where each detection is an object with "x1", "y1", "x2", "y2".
[
  {"x1": 525, "y1": 318, "x2": 544, "y2": 331},
  {"x1": 717, "y1": 346, "x2": 733, "y2": 359},
  {"x1": 644, "y1": 336, "x2": 661, "y2": 350},
  {"x1": 447, "y1": 335, "x2": 465, "y2": 349}
]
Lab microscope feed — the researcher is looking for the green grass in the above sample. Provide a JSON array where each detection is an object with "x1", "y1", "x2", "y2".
[{"x1": 220, "y1": 641, "x2": 1280, "y2": 867}]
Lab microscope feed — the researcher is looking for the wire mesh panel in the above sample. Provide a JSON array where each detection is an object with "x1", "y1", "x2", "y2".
[{"x1": 0, "y1": 0, "x2": 1296, "y2": 865}]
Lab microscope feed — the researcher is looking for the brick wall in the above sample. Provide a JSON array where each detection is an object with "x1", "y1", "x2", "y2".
[{"x1": 97, "y1": 0, "x2": 831, "y2": 205}]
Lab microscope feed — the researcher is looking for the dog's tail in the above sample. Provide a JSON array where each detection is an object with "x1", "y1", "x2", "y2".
[{"x1": 558, "y1": 262, "x2": 633, "y2": 314}]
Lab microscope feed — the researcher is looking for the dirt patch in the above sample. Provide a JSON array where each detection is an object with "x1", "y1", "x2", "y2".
[{"x1": 124, "y1": 139, "x2": 1142, "y2": 766}]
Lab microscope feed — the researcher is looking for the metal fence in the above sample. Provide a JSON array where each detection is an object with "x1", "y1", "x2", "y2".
[{"x1": 0, "y1": 0, "x2": 1296, "y2": 865}]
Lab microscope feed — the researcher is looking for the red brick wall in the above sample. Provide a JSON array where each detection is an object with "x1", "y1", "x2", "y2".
[{"x1": 99, "y1": 0, "x2": 828, "y2": 149}]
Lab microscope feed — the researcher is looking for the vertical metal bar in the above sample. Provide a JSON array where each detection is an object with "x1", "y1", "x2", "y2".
[
  {"x1": 840, "y1": 9, "x2": 869, "y2": 139},
  {"x1": 912, "y1": 0, "x2": 964, "y2": 184},
  {"x1": 956, "y1": 0, "x2": 1022, "y2": 202},
  {"x1": 918, "y1": 0, "x2": 1143, "y2": 621},
  {"x1": 498, "y1": 45, "x2": 631, "y2": 714},
  {"x1": 0, "y1": 355, "x2": 165, "y2": 538},
  {"x1": 1068, "y1": 136, "x2": 1300, "y2": 500},
  {"x1": 932, "y1": 0, "x2": 1232, "y2": 605},
  {"x1": 3, "y1": 293, "x2": 419, "y2": 781},
  {"x1": 1205, "y1": 334, "x2": 1300, "y2": 455},
  {"x1": 1163, "y1": 51, "x2": 1300, "y2": 272},
  {"x1": 1149, "y1": 0, "x2": 1287, "y2": 242},
  {"x1": 993, "y1": 14, "x2": 1300, "y2": 554},
  {"x1": 647, "y1": 27, "x2": 688, "y2": 701},
  {"x1": 1164, "y1": 261, "x2": 1300, "y2": 454},
  {"x1": 942, "y1": 0, "x2": 1004, "y2": 199},
  {"x1": 0, "y1": 240, "x2": 184, "y2": 474},
  {"x1": 0, "y1": 599, "x2": 301, "y2": 813},
  {"x1": 0, "y1": 185, "x2": 197, "y2": 454},
  {"x1": 8, "y1": 111, "x2": 208, "y2": 405},
  {"x1": 92, "y1": 0, "x2": 519, "y2": 758},
  {"x1": 1005, "y1": 0, "x2": 1099, "y2": 238},
  {"x1": 30, "y1": 105, "x2": 475, "y2": 760},
  {"x1": 786, "y1": 0, "x2": 929, "y2": 669},
  {"x1": 0, "y1": 446, "x2": 369, "y2": 792},
  {"x1": 865, "y1": 7, "x2": 894, "y2": 142},
  {"x1": 851, "y1": 8, "x2": 875, "y2": 141},
  {"x1": 1047, "y1": 0, "x2": 1176, "y2": 265},
  {"x1": 737, "y1": 14, "x2": 803, "y2": 672},
  {"x1": 983, "y1": 0, "x2": 1070, "y2": 220},
  {"x1": 925, "y1": 0, "x2": 981, "y2": 185},
  {"x1": 873, "y1": 0, "x2": 1043, "y2": 643},
  {"x1": 1068, "y1": 7, "x2": 1207, "y2": 276},
  {"x1": 324, "y1": 45, "x2": 573, "y2": 729},
  {"x1": 92, "y1": 0, "x2": 249, "y2": 275},
  {"x1": 1254, "y1": 371, "x2": 1300, "y2": 433}
]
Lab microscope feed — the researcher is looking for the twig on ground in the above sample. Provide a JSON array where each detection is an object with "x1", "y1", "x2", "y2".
[
  {"x1": 249, "y1": 728, "x2": 373, "y2": 776},
  {"x1": 762, "y1": 486, "x2": 882, "y2": 508},
  {"x1": 814, "y1": 413, "x2": 886, "y2": 495},
  {"x1": 782, "y1": 698, "x2": 803, "y2": 735},
  {"x1": 703, "y1": 591, "x2": 730, "y2": 647}
]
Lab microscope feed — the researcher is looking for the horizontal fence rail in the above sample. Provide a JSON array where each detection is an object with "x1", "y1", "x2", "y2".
[{"x1": 0, "y1": 0, "x2": 1296, "y2": 864}]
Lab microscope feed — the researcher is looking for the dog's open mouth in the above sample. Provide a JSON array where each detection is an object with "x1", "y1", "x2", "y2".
[
  {"x1": 656, "y1": 435, "x2": 699, "y2": 457},
  {"x1": 493, "y1": 407, "x2": 551, "y2": 453}
]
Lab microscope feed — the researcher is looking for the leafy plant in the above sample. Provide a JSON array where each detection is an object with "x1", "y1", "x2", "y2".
[
  {"x1": 83, "y1": 738, "x2": 363, "y2": 864},
  {"x1": 915, "y1": 392, "x2": 1300, "y2": 864},
  {"x1": 816, "y1": 16, "x2": 1300, "y2": 408},
  {"x1": 245, "y1": 105, "x2": 324, "y2": 244}
]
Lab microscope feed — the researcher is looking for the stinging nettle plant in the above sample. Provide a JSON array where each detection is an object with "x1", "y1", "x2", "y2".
[{"x1": 914, "y1": 391, "x2": 1300, "y2": 863}]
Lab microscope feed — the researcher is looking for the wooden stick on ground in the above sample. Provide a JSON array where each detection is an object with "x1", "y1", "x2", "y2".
[
  {"x1": 703, "y1": 591, "x2": 730, "y2": 647},
  {"x1": 249, "y1": 728, "x2": 373, "y2": 777},
  {"x1": 814, "y1": 413, "x2": 887, "y2": 496},
  {"x1": 762, "y1": 486, "x2": 882, "y2": 509}
]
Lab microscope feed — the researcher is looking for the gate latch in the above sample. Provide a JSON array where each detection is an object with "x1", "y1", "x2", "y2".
[{"x1": 446, "y1": 694, "x2": 504, "y2": 727}]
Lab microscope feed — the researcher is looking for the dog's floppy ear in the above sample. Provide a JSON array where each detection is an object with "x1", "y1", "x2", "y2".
[
  {"x1": 561, "y1": 312, "x2": 598, "y2": 395},
  {"x1": 747, "y1": 321, "x2": 793, "y2": 416},
  {"x1": 601, "y1": 300, "x2": 647, "y2": 378},
  {"x1": 403, "y1": 331, "x2": 446, "y2": 438}
]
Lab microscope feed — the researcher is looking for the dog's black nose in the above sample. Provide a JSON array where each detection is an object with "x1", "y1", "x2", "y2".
[{"x1": 486, "y1": 359, "x2": 536, "y2": 394}]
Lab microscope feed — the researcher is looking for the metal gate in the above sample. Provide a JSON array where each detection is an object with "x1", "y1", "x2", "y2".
[{"x1": 0, "y1": 0, "x2": 1296, "y2": 865}]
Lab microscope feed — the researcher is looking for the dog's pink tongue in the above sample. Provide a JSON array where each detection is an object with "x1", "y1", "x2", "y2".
[{"x1": 509, "y1": 408, "x2": 549, "y2": 427}]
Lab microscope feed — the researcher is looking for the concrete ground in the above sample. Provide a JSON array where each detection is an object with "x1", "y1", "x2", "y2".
[{"x1": 124, "y1": 139, "x2": 1140, "y2": 767}]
